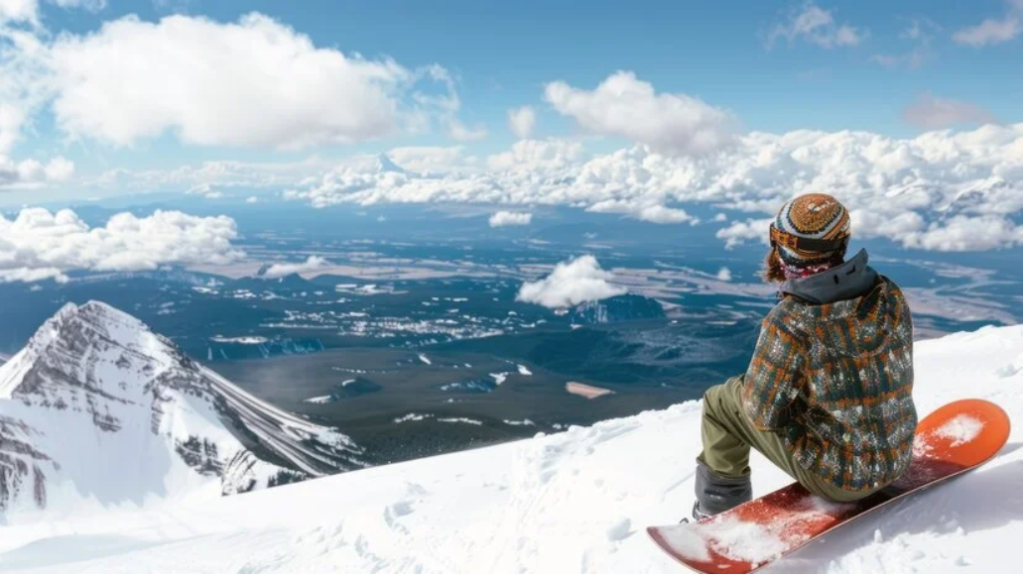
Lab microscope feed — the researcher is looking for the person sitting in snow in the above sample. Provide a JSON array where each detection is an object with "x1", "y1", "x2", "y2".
[{"x1": 692, "y1": 193, "x2": 917, "y2": 520}]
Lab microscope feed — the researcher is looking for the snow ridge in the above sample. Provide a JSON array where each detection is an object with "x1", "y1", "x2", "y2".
[{"x1": 0, "y1": 301, "x2": 366, "y2": 520}]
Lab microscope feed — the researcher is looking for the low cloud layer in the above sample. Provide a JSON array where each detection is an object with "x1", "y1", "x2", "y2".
[
  {"x1": 0, "y1": 154, "x2": 74, "y2": 187},
  {"x1": 283, "y1": 122, "x2": 1021, "y2": 252},
  {"x1": 488, "y1": 210, "x2": 532, "y2": 228},
  {"x1": 516, "y1": 255, "x2": 626, "y2": 308},
  {"x1": 0, "y1": 208, "x2": 243, "y2": 282},
  {"x1": 185, "y1": 183, "x2": 224, "y2": 199},
  {"x1": 261, "y1": 255, "x2": 331, "y2": 278},
  {"x1": 386, "y1": 146, "x2": 469, "y2": 174},
  {"x1": 898, "y1": 214, "x2": 1023, "y2": 251}
]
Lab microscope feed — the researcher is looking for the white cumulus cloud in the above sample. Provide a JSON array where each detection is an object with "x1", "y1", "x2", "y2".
[
  {"x1": 261, "y1": 255, "x2": 331, "y2": 278},
  {"x1": 1, "y1": 11, "x2": 474, "y2": 153},
  {"x1": 716, "y1": 267, "x2": 733, "y2": 282},
  {"x1": 716, "y1": 218, "x2": 773, "y2": 249},
  {"x1": 0, "y1": 208, "x2": 243, "y2": 282},
  {"x1": 900, "y1": 215, "x2": 1022, "y2": 251},
  {"x1": 486, "y1": 138, "x2": 584, "y2": 171},
  {"x1": 543, "y1": 71, "x2": 737, "y2": 157},
  {"x1": 0, "y1": 0, "x2": 38, "y2": 24},
  {"x1": 849, "y1": 209, "x2": 926, "y2": 240},
  {"x1": 516, "y1": 255, "x2": 626, "y2": 308},
  {"x1": 488, "y1": 210, "x2": 532, "y2": 228},
  {"x1": 45, "y1": 14, "x2": 420, "y2": 149},
  {"x1": 507, "y1": 106, "x2": 536, "y2": 139}
]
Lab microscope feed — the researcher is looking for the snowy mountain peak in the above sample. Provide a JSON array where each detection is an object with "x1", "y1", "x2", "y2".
[
  {"x1": 0, "y1": 302, "x2": 366, "y2": 520},
  {"x1": 2, "y1": 300, "x2": 188, "y2": 404},
  {"x1": 43, "y1": 300, "x2": 140, "y2": 335}
]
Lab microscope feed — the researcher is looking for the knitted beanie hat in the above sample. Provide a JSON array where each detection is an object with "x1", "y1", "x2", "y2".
[{"x1": 771, "y1": 193, "x2": 851, "y2": 272}]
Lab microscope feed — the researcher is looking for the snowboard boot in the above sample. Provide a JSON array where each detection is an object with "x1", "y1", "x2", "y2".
[
  {"x1": 678, "y1": 501, "x2": 709, "y2": 524},
  {"x1": 693, "y1": 460, "x2": 752, "y2": 519},
  {"x1": 688, "y1": 500, "x2": 711, "y2": 522}
]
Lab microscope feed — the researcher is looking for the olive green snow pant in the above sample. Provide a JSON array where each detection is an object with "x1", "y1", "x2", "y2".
[{"x1": 697, "y1": 375, "x2": 876, "y2": 503}]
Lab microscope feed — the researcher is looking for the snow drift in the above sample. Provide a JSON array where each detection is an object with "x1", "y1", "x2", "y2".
[
  {"x1": 0, "y1": 321, "x2": 1019, "y2": 573},
  {"x1": 0, "y1": 302, "x2": 365, "y2": 521}
]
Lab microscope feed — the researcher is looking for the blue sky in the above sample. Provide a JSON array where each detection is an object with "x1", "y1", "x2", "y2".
[
  {"x1": 0, "y1": 0, "x2": 1021, "y2": 282},
  {"x1": 6, "y1": 0, "x2": 1022, "y2": 176},
  {"x1": 47, "y1": 0, "x2": 1023, "y2": 122}
]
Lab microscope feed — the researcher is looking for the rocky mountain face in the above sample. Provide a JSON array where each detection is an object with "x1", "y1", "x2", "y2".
[
  {"x1": 0, "y1": 301, "x2": 366, "y2": 518},
  {"x1": 567, "y1": 294, "x2": 666, "y2": 325}
]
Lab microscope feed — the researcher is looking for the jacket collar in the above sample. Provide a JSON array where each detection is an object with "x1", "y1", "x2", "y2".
[{"x1": 779, "y1": 248, "x2": 878, "y2": 305}]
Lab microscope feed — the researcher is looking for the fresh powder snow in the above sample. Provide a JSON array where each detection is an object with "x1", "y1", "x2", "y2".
[
  {"x1": 0, "y1": 324, "x2": 1020, "y2": 573},
  {"x1": 935, "y1": 415, "x2": 984, "y2": 447}
]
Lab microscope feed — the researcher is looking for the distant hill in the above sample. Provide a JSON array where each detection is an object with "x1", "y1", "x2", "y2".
[{"x1": 568, "y1": 294, "x2": 666, "y2": 324}]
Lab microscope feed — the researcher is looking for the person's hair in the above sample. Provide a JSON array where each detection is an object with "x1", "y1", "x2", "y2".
[{"x1": 762, "y1": 246, "x2": 786, "y2": 283}]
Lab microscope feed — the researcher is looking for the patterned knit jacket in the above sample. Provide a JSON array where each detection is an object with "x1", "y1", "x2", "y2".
[{"x1": 741, "y1": 275, "x2": 917, "y2": 492}]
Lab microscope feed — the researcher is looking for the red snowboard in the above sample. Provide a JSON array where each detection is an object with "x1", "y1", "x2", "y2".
[{"x1": 647, "y1": 399, "x2": 1011, "y2": 574}]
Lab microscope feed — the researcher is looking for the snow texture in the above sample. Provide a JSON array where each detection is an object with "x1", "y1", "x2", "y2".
[
  {"x1": 936, "y1": 415, "x2": 984, "y2": 447},
  {"x1": 0, "y1": 323, "x2": 1020, "y2": 573}
]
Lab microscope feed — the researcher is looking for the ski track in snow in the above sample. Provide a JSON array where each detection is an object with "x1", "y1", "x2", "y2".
[{"x1": 0, "y1": 325, "x2": 1021, "y2": 573}]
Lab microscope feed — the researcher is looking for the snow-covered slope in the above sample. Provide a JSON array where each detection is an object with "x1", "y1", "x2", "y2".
[
  {"x1": 0, "y1": 324, "x2": 1020, "y2": 573},
  {"x1": 0, "y1": 302, "x2": 366, "y2": 522}
]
